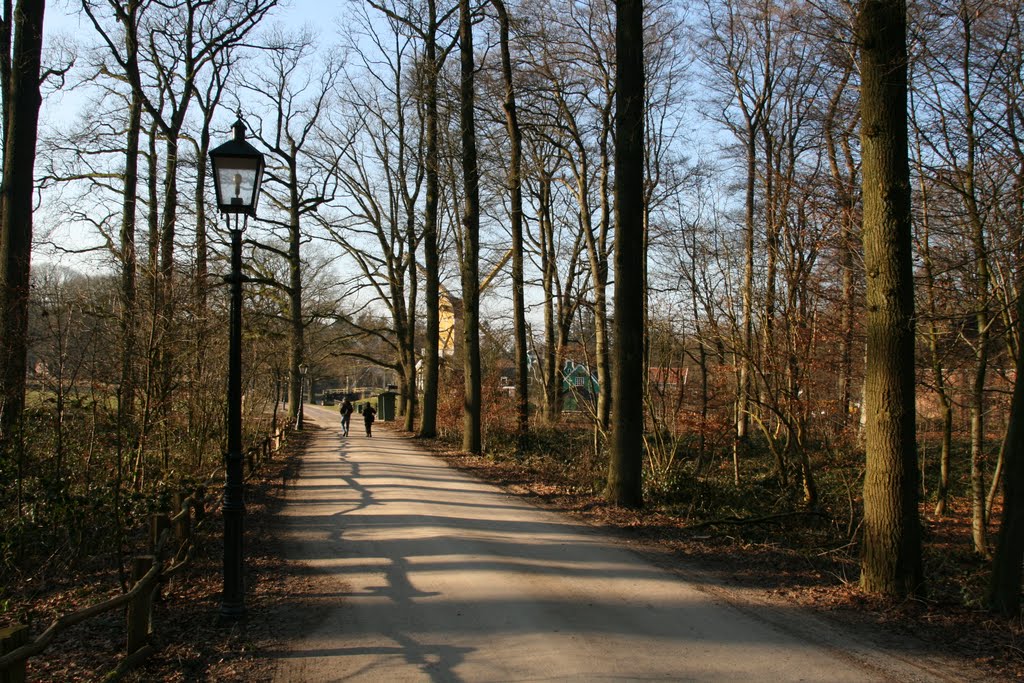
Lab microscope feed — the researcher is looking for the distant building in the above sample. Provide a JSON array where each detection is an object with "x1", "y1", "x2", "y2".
[
  {"x1": 561, "y1": 360, "x2": 599, "y2": 411},
  {"x1": 439, "y1": 288, "x2": 459, "y2": 358},
  {"x1": 648, "y1": 366, "x2": 688, "y2": 390}
]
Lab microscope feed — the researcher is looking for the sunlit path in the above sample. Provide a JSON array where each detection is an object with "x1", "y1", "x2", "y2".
[{"x1": 269, "y1": 404, "x2": 978, "y2": 683}]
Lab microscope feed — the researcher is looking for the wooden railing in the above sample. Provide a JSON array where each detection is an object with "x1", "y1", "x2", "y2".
[{"x1": 0, "y1": 420, "x2": 292, "y2": 682}]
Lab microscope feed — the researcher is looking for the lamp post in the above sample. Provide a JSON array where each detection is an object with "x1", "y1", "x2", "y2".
[
  {"x1": 297, "y1": 362, "x2": 308, "y2": 430},
  {"x1": 209, "y1": 115, "x2": 264, "y2": 620}
]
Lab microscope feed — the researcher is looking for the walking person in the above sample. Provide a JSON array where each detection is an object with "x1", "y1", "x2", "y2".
[
  {"x1": 363, "y1": 403, "x2": 377, "y2": 437},
  {"x1": 339, "y1": 397, "x2": 354, "y2": 436}
]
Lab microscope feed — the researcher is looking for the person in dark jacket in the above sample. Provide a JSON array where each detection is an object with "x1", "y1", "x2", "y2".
[
  {"x1": 339, "y1": 398, "x2": 354, "y2": 436},
  {"x1": 363, "y1": 404, "x2": 377, "y2": 437}
]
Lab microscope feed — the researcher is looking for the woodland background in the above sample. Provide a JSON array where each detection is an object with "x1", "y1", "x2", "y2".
[{"x1": 2, "y1": 0, "x2": 1024, "y2": 673}]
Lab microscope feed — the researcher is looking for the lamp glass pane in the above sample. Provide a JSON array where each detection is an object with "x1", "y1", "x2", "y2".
[{"x1": 215, "y1": 157, "x2": 260, "y2": 208}]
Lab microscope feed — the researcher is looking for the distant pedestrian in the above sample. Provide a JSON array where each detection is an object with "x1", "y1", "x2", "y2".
[
  {"x1": 363, "y1": 403, "x2": 377, "y2": 437},
  {"x1": 339, "y1": 398, "x2": 354, "y2": 436}
]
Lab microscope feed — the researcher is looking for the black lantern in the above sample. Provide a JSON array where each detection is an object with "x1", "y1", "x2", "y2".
[
  {"x1": 210, "y1": 115, "x2": 264, "y2": 621},
  {"x1": 209, "y1": 118, "x2": 265, "y2": 216}
]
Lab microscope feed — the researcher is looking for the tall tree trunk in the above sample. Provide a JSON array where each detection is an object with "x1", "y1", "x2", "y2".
[
  {"x1": 538, "y1": 172, "x2": 560, "y2": 422},
  {"x1": 156, "y1": 135, "x2": 181, "y2": 468},
  {"x1": 0, "y1": 0, "x2": 11, "y2": 139},
  {"x1": 595, "y1": 119, "x2": 612, "y2": 433},
  {"x1": 913, "y1": 122, "x2": 953, "y2": 517},
  {"x1": 418, "y1": 0, "x2": 441, "y2": 439},
  {"x1": 119, "y1": 87, "x2": 142, "y2": 473},
  {"x1": 134, "y1": 118, "x2": 161, "y2": 489},
  {"x1": 824, "y1": 65, "x2": 857, "y2": 424},
  {"x1": 737, "y1": 132, "x2": 756, "y2": 446},
  {"x1": 606, "y1": 0, "x2": 644, "y2": 509},
  {"x1": 159, "y1": 134, "x2": 180, "y2": 329},
  {"x1": 403, "y1": 223, "x2": 418, "y2": 431},
  {"x1": 958, "y1": 5, "x2": 991, "y2": 557},
  {"x1": 190, "y1": 92, "x2": 215, "y2": 460},
  {"x1": 493, "y1": 0, "x2": 528, "y2": 443},
  {"x1": 393, "y1": 55, "x2": 418, "y2": 432},
  {"x1": 573, "y1": 165, "x2": 610, "y2": 431},
  {"x1": 0, "y1": 0, "x2": 45, "y2": 443},
  {"x1": 857, "y1": 0, "x2": 923, "y2": 598},
  {"x1": 118, "y1": 0, "x2": 141, "y2": 465},
  {"x1": 458, "y1": 0, "x2": 481, "y2": 454},
  {"x1": 989, "y1": 43, "x2": 1024, "y2": 607},
  {"x1": 988, "y1": 286, "x2": 1024, "y2": 615}
]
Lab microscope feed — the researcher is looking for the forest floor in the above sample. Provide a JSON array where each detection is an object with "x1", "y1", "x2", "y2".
[{"x1": 9, "y1": 422, "x2": 1024, "y2": 681}]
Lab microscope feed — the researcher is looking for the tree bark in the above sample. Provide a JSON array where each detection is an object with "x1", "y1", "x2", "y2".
[
  {"x1": 0, "y1": 0, "x2": 11, "y2": 141},
  {"x1": 492, "y1": 0, "x2": 529, "y2": 443},
  {"x1": 458, "y1": 0, "x2": 481, "y2": 454},
  {"x1": 988, "y1": 288, "x2": 1024, "y2": 615},
  {"x1": 418, "y1": 0, "x2": 441, "y2": 439},
  {"x1": 606, "y1": 0, "x2": 645, "y2": 509},
  {"x1": 857, "y1": 0, "x2": 923, "y2": 598},
  {"x1": 119, "y1": 87, "x2": 142, "y2": 465},
  {"x1": 958, "y1": 6, "x2": 991, "y2": 557},
  {"x1": 0, "y1": 0, "x2": 45, "y2": 443}
]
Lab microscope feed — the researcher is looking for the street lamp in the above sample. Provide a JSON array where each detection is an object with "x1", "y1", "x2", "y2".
[
  {"x1": 297, "y1": 362, "x2": 309, "y2": 430},
  {"x1": 209, "y1": 115, "x2": 264, "y2": 620}
]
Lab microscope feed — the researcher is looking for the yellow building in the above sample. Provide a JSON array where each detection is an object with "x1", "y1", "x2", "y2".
[{"x1": 439, "y1": 288, "x2": 458, "y2": 358}]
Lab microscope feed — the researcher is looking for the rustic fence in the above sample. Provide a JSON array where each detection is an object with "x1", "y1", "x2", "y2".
[{"x1": 0, "y1": 420, "x2": 292, "y2": 682}]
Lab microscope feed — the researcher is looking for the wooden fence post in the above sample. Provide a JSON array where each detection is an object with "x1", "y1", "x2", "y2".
[
  {"x1": 171, "y1": 492, "x2": 190, "y2": 545},
  {"x1": 193, "y1": 487, "x2": 206, "y2": 525},
  {"x1": 126, "y1": 557, "x2": 156, "y2": 655},
  {"x1": 0, "y1": 624, "x2": 28, "y2": 683},
  {"x1": 150, "y1": 514, "x2": 171, "y2": 555}
]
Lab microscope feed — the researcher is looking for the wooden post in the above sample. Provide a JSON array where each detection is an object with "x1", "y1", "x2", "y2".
[
  {"x1": 246, "y1": 448, "x2": 255, "y2": 475},
  {"x1": 0, "y1": 624, "x2": 28, "y2": 683},
  {"x1": 193, "y1": 487, "x2": 206, "y2": 524},
  {"x1": 150, "y1": 513, "x2": 171, "y2": 555},
  {"x1": 171, "y1": 492, "x2": 190, "y2": 544},
  {"x1": 126, "y1": 557, "x2": 155, "y2": 655}
]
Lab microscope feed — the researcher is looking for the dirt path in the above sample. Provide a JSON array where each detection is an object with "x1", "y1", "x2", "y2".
[{"x1": 263, "y1": 406, "x2": 988, "y2": 682}]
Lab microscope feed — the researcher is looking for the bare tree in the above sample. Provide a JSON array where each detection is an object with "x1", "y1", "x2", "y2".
[
  {"x1": 490, "y1": 0, "x2": 529, "y2": 442},
  {"x1": 698, "y1": 0, "x2": 778, "y2": 454},
  {"x1": 365, "y1": 0, "x2": 459, "y2": 438},
  {"x1": 241, "y1": 27, "x2": 342, "y2": 424},
  {"x1": 325, "y1": 4, "x2": 428, "y2": 428},
  {"x1": 519, "y1": 0, "x2": 616, "y2": 431}
]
